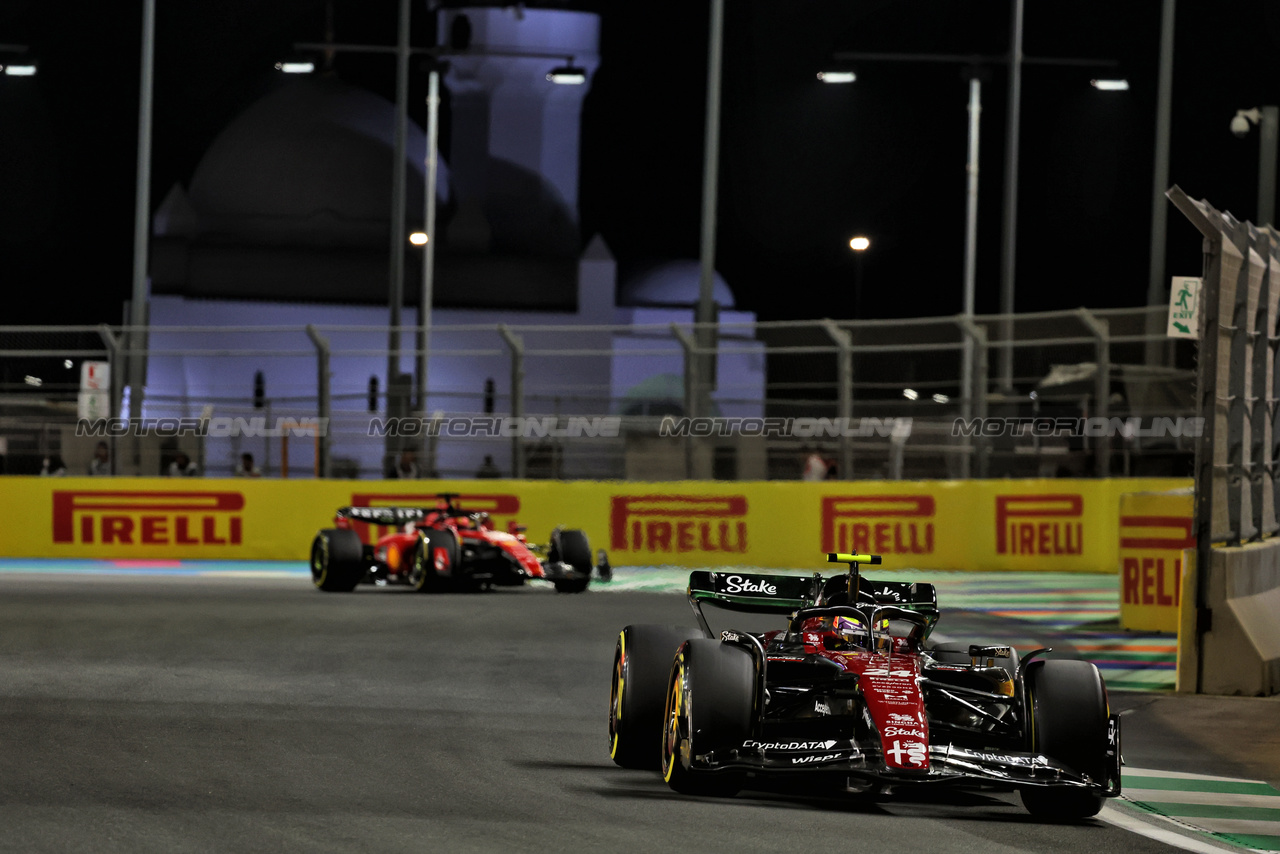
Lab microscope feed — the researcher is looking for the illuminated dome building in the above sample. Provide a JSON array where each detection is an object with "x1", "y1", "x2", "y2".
[{"x1": 142, "y1": 5, "x2": 762, "y2": 478}]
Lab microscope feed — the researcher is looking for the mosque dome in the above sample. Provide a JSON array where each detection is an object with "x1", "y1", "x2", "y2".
[
  {"x1": 618, "y1": 260, "x2": 736, "y2": 308},
  {"x1": 161, "y1": 74, "x2": 448, "y2": 248}
]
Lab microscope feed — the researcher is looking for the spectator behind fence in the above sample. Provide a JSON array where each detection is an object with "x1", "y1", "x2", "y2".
[
  {"x1": 386, "y1": 448, "x2": 420, "y2": 479},
  {"x1": 234, "y1": 452, "x2": 262, "y2": 477},
  {"x1": 801, "y1": 448, "x2": 827, "y2": 482},
  {"x1": 475, "y1": 455, "x2": 501, "y2": 479},
  {"x1": 41, "y1": 455, "x2": 67, "y2": 476},
  {"x1": 168, "y1": 451, "x2": 199, "y2": 477},
  {"x1": 87, "y1": 441, "x2": 111, "y2": 476}
]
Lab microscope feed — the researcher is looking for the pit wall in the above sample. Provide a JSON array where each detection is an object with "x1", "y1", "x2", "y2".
[{"x1": 0, "y1": 476, "x2": 1189, "y2": 571}]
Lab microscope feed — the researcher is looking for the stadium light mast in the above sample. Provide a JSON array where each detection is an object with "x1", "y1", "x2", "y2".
[
  {"x1": 695, "y1": 0, "x2": 725, "y2": 437},
  {"x1": 127, "y1": 0, "x2": 156, "y2": 475}
]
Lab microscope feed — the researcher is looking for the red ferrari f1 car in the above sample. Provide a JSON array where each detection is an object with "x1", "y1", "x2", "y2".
[
  {"x1": 608, "y1": 553, "x2": 1121, "y2": 819},
  {"x1": 310, "y1": 493, "x2": 610, "y2": 594}
]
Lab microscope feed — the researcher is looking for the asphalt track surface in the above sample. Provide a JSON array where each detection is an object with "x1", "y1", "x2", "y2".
[{"x1": 0, "y1": 572, "x2": 1275, "y2": 854}]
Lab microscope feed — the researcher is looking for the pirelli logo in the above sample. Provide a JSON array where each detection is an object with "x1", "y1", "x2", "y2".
[
  {"x1": 821, "y1": 495, "x2": 935, "y2": 555},
  {"x1": 995, "y1": 494, "x2": 1083, "y2": 555},
  {"x1": 1119, "y1": 515, "x2": 1194, "y2": 551},
  {"x1": 52, "y1": 490, "x2": 244, "y2": 546},
  {"x1": 610, "y1": 494, "x2": 747, "y2": 553},
  {"x1": 1120, "y1": 515, "x2": 1193, "y2": 607}
]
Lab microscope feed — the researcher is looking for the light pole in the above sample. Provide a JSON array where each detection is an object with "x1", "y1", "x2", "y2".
[
  {"x1": 696, "y1": 0, "x2": 726, "y2": 431},
  {"x1": 997, "y1": 0, "x2": 1024, "y2": 394},
  {"x1": 961, "y1": 71, "x2": 982, "y2": 477},
  {"x1": 128, "y1": 0, "x2": 156, "y2": 475},
  {"x1": 1231, "y1": 106, "x2": 1279, "y2": 227},
  {"x1": 417, "y1": 66, "x2": 440, "y2": 474},
  {"x1": 1145, "y1": 0, "x2": 1176, "y2": 367}
]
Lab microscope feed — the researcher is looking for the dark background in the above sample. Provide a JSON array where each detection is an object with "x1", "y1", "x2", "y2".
[{"x1": 2, "y1": 0, "x2": 1279, "y2": 326}]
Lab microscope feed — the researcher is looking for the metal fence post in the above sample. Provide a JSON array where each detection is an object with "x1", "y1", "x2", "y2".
[
  {"x1": 305, "y1": 325, "x2": 331, "y2": 479},
  {"x1": 957, "y1": 317, "x2": 989, "y2": 478},
  {"x1": 96, "y1": 324, "x2": 121, "y2": 474},
  {"x1": 1167, "y1": 185, "x2": 1224, "y2": 694},
  {"x1": 1223, "y1": 219, "x2": 1254, "y2": 543},
  {"x1": 671, "y1": 323, "x2": 699, "y2": 479},
  {"x1": 821, "y1": 319, "x2": 854, "y2": 479},
  {"x1": 1251, "y1": 228, "x2": 1274, "y2": 539},
  {"x1": 498, "y1": 325, "x2": 525, "y2": 479},
  {"x1": 1077, "y1": 309, "x2": 1111, "y2": 477}
]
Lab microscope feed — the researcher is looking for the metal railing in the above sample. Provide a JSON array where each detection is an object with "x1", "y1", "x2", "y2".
[{"x1": 0, "y1": 306, "x2": 1196, "y2": 480}]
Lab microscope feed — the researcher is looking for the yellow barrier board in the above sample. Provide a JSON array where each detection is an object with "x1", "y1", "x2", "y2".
[
  {"x1": 0, "y1": 476, "x2": 1190, "y2": 571},
  {"x1": 1118, "y1": 489, "x2": 1194, "y2": 633}
]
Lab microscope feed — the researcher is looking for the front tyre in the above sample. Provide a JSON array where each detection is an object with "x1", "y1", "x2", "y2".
[
  {"x1": 408, "y1": 533, "x2": 447, "y2": 592},
  {"x1": 310, "y1": 529, "x2": 365, "y2": 592},
  {"x1": 661, "y1": 639, "x2": 755, "y2": 797},
  {"x1": 1019, "y1": 660, "x2": 1110, "y2": 820},
  {"x1": 609, "y1": 625, "x2": 697, "y2": 770}
]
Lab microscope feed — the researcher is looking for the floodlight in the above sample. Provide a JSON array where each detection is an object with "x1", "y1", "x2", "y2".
[
  {"x1": 546, "y1": 65, "x2": 586, "y2": 85},
  {"x1": 818, "y1": 71, "x2": 856, "y2": 84}
]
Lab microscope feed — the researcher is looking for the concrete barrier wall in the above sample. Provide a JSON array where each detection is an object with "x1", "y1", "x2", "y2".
[{"x1": 1178, "y1": 539, "x2": 1280, "y2": 696}]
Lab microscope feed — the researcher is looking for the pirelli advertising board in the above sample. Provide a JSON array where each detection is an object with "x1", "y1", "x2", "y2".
[
  {"x1": 1117, "y1": 489, "x2": 1194, "y2": 632},
  {"x1": 0, "y1": 476, "x2": 1189, "y2": 572}
]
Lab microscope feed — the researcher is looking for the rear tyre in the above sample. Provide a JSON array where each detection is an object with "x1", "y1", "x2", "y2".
[
  {"x1": 661, "y1": 639, "x2": 755, "y2": 797},
  {"x1": 310, "y1": 529, "x2": 365, "y2": 592},
  {"x1": 1019, "y1": 660, "x2": 1109, "y2": 820},
  {"x1": 610, "y1": 625, "x2": 696, "y2": 770},
  {"x1": 553, "y1": 529, "x2": 592, "y2": 594}
]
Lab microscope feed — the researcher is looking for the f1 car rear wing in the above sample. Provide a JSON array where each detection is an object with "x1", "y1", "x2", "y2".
[
  {"x1": 335, "y1": 506, "x2": 427, "y2": 526},
  {"x1": 687, "y1": 554, "x2": 940, "y2": 639},
  {"x1": 687, "y1": 571, "x2": 823, "y2": 613}
]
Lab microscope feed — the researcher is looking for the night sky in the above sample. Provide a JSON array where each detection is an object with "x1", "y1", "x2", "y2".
[{"x1": 4, "y1": 0, "x2": 1280, "y2": 327}]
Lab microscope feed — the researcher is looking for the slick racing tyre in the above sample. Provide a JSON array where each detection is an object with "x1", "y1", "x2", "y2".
[
  {"x1": 408, "y1": 531, "x2": 447, "y2": 592},
  {"x1": 413, "y1": 528, "x2": 460, "y2": 592},
  {"x1": 661, "y1": 639, "x2": 755, "y2": 797},
  {"x1": 1019, "y1": 659, "x2": 1109, "y2": 820},
  {"x1": 311, "y1": 528, "x2": 365, "y2": 592},
  {"x1": 552, "y1": 529, "x2": 592, "y2": 594},
  {"x1": 610, "y1": 625, "x2": 697, "y2": 770}
]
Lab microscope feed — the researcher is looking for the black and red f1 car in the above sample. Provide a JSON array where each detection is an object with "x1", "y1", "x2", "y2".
[
  {"x1": 310, "y1": 493, "x2": 610, "y2": 594},
  {"x1": 608, "y1": 553, "x2": 1121, "y2": 819}
]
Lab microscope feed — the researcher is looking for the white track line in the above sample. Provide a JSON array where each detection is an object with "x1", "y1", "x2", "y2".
[{"x1": 1098, "y1": 803, "x2": 1245, "y2": 854}]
